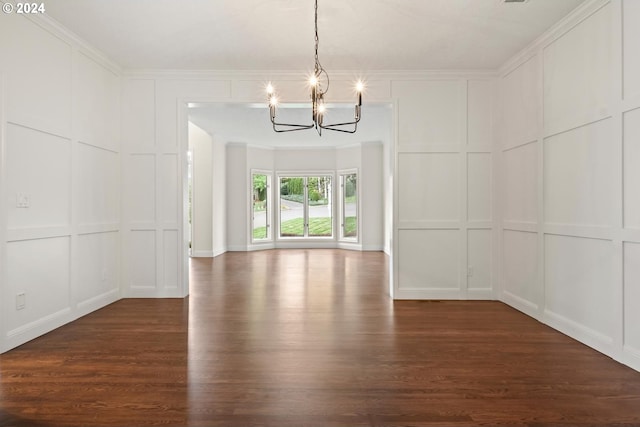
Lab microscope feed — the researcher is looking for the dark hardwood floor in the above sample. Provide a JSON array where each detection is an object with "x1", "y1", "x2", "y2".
[{"x1": 1, "y1": 249, "x2": 640, "y2": 426}]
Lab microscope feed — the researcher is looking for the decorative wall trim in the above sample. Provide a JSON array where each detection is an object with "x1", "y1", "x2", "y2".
[
  {"x1": 499, "y1": 0, "x2": 611, "y2": 76},
  {"x1": 123, "y1": 69, "x2": 498, "y2": 81},
  {"x1": 27, "y1": 13, "x2": 122, "y2": 75},
  {"x1": 7, "y1": 226, "x2": 71, "y2": 242}
]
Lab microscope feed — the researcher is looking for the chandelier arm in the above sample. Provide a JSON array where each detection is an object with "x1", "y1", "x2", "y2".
[
  {"x1": 270, "y1": 116, "x2": 316, "y2": 132},
  {"x1": 270, "y1": 110, "x2": 315, "y2": 132},
  {"x1": 271, "y1": 121, "x2": 315, "y2": 130},
  {"x1": 273, "y1": 126, "x2": 316, "y2": 133},
  {"x1": 319, "y1": 67, "x2": 329, "y2": 95},
  {"x1": 320, "y1": 119, "x2": 360, "y2": 128},
  {"x1": 319, "y1": 123, "x2": 359, "y2": 134}
]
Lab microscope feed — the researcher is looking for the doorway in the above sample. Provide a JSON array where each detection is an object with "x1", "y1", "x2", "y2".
[{"x1": 183, "y1": 102, "x2": 395, "y2": 296}]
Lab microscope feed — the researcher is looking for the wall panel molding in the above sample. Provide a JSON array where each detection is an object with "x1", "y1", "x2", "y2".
[
  {"x1": 0, "y1": 14, "x2": 122, "y2": 353},
  {"x1": 499, "y1": 0, "x2": 637, "y2": 372},
  {"x1": 394, "y1": 77, "x2": 494, "y2": 300}
]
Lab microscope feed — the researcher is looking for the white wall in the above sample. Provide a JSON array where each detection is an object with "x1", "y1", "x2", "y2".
[
  {"x1": 226, "y1": 143, "x2": 249, "y2": 251},
  {"x1": 393, "y1": 78, "x2": 495, "y2": 299},
  {"x1": 189, "y1": 122, "x2": 213, "y2": 257},
  {"x1": 361, "y1": 143, "x2": 384, "y2": 251},
  {"x1": 0, "y1": 13, "x2": 121, "y2": 352},
  {"x1": 497, "y1": 0, "x2": 640, "y2": 371},
  {"x1": 273, "y1": 147, "x2": 336, "y2": 170},
  {"x1": 212, "y1": 135, "x2": 227, "y2": 257}
]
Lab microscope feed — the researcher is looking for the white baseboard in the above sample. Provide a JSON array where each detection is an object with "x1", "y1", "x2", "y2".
[
  {"x1": 394, "y1": 288, "x2": 466, "y2": 300},
  {"x1": 191, "y1": 250, "x2": 214, "y2": 257},
  {"x1": 274, "y1": 241, "x2": 339, "y2": 249},
  {"x1": 123, "y1": 288, "x2": 188, "y2": 298},
  {"x1": 623, "y1": 345, "x2": 640, "y2": 373},
  {"x1": 501, "y1": 290, "x2": 540, "y2": 319},
  {"x1": 467, "y1": 288, "x2": 494, "y2": 300},
  {"x1": 362, "y1": 244, "x2": 384, "y2": 251},
  {"x1": 337, "y1": 242, "x2": 362, "y2": 251},
  {"x1": 77, "y1": 289, "x2": 120, "y2": 317},
  {"x1": 395, "y1": 288, "x2": 496, "y2": 300},
  {"x1": 212, "y1": 247, "x2": 227, "y2": 257},
  {"x1": 3, "y1": 307, "x2": 73, "y2": 353},
  {"x1": 543, "y1": 309, "x2": 614, "y2": 354},
  {"x1": 247, "y1": 242, "x2": 275, "y2": 251}
]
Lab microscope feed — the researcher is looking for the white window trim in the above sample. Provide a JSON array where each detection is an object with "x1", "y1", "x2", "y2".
[
  {"x1": 250, "y1": 169, "x2": 273, "y2": 244},
  {"x1": 275, "y1": 170, "x2": 336, "y2": 241},
  {"x1": 338, "y1": 168, "x2": 360, "y2": 244}
]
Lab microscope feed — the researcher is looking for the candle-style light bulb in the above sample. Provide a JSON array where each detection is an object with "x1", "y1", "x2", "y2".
[
  {"x1": 355, "y1": 81, "x2": 363, "y2": 106},
  {"x1": 266, "y1": 83, "x2": 274, "y2": 95}
]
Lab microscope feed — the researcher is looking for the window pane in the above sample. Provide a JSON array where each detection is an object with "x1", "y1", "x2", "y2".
[
  {"x1": 308, "y1": 176, "x2": 332, "y2": 237},
  {"x1": 343, "y1": 173, "x2": 357, "y2": 238},
  {"x1": 252, "y1": 174, "x2": 268, "y2": 240},
  {"x1": 280, "y1": 177, "x2": 304, "y2": 237}
]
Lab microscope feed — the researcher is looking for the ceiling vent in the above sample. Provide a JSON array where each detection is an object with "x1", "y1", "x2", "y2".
[{"x1": 504, "y1": 0, "x2": 529, "y2": 3}]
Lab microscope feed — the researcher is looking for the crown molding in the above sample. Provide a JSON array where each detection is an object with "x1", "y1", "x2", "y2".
[
  {"x1": 499, "y1": 0, "x2": 611, "y2": 76},
  {"x1": 122, "y1": 69, "x2": 498, "y2": 81},
  {"x1": 17, "y1": 11, "x2": 122, "y2": 76}
]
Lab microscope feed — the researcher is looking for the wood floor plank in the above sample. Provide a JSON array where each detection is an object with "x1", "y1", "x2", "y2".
[{"x1": 1, "y1": 249, "x2": 640, "y2": 426}]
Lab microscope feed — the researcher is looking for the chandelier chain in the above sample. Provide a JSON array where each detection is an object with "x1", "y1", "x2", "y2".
[
  {"x1": 313, "y1": 0, "x2": 328, "y2": 95},
  {"x1": 314, "y1": 0, "x2": 319, "y2": 68}
]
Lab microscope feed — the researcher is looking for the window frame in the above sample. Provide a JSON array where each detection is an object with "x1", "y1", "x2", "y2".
[
  {"x1": 338, "y1": 169, "x2": 359, "y2": 243},
  {"x1": 250, "y1": 169, "x2": 273, "y2": 243},
  {"x1": 276, "y1": 171, "x2": 335, "y2": 241}
]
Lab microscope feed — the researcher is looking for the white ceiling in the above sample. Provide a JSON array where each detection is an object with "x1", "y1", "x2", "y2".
[
  {"x1": 43, "y1": 0, "x2": 585, "y2": 146},
  {"x1": 44, "y1": 0, "x2": 585, "y2": 71}
]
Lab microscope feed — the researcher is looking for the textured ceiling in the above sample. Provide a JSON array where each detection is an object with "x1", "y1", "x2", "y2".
[{"x1": 43, "y1": 0, "x2": 585, "y2": 71}]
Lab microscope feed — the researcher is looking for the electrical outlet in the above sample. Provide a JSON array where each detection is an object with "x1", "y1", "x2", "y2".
[
  {"x1": 16, "y1": 193, "x2": 30, "y2": 208},
  {"x1": 16, "y1": 293, "x2": 26, "y2": 310},
  {"x1": 467, "y1": 266, "x2": 474, "y2": 277}
]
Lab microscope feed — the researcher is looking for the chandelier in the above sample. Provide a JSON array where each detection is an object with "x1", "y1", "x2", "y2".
[{"x1": 266, "y1": 0, "x2": 363, "y2": 136}]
